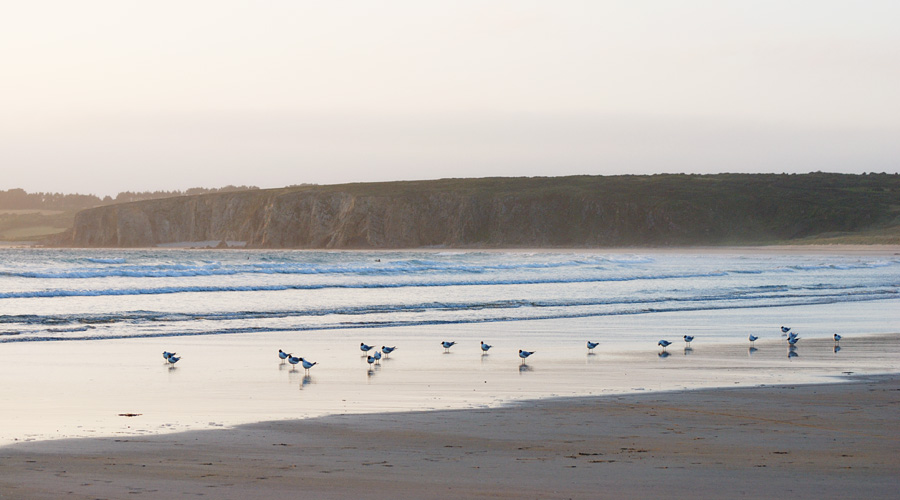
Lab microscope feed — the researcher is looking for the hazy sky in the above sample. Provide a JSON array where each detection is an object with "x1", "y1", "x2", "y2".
[{"x1": 2, "y1": 1, "x2": 898, "y2": 196}]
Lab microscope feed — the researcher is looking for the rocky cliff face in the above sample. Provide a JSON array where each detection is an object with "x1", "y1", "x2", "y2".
[{"x1": 60, "y1": 175, "x2": 899, "y2": 248}]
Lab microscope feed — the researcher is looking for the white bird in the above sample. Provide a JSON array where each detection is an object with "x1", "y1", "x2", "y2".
[
  {"x1": 788, "y1": 336, "x2": 800, "y2": 346},
  {"x1": 586, "y1": 341, "x2": 599, "y2": 353},
  {"x1": 442, "y1": 341, "x2": 456, "y2": 352},
  {"x1": 381, "y1": 346, "x2": 397, "y2": 356},
  {"x1": 360, "y1": 343, "x2": 374, "y2": 354},
  {"x1": 373, "y1": 351, "x2": 382, "y2": 364},
  {"x1": 781, "y1": 326, "x2": 791, "y2": 333},
  {"x1": 658, "y1": 340, "x2": 672, "y2": 351},
  {"x1": 167, "y1": 355, "x2": 181, "y2": 365},
  {"x1": 299, "y1": 357, "x2": 317, "y2": 373},
  {"x1": 833, "y1": 333, "x2": 842, "y2": 342},
  {"x1": 481, "y1": 341, "x2": 492, "y2": 353},
  {"x1": 683, "y1": 335, "x2": 694, "y2": 345},
  {"x1": 163, "y1": 351, "x2": 176, "y2": 362},
  {"x1": 518, "y1": 349, "x2": 535, "y2": 363},
  {"x1": 366, "y1": 355, "x2": 376, "y2": 367},
  {"x1": 749, "y1": 335, "x2": 758, "y2": 344},
  {"x1": 278, "y1": 349, "x2": 290, "y2": 362},
  {"x1": 788, "y1": 331, "x2": 798, "y2": 340},
  {"x1": 288, "y1": 356, "x2": 301, "y2": 368}
]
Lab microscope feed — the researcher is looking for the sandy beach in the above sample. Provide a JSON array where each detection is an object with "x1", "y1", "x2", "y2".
[
  {"x1": 2, "y1": 246, "x2": 899, "y2": 498},
  {"x1": 2, "y1": 374, "x2": 898, "y2": 499}
]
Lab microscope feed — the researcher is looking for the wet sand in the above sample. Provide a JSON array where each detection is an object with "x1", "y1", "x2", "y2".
[
  {"x1": 2, "y1": 375, "x2": 898, "y2": 499},
  {"x1": 2, "y1": 324, "x2": 897, "y2": 446}
]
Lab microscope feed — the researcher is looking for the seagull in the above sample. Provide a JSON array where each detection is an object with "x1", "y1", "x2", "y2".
[
  {"x1": 442, "y1": 341, "x2": 456, "y2": 352},
  {"x1": 167, "y1": 355, "x2": 181, "y2": 365},
  {"x1": 586, "y1": 341, "x2": 599, "y2": 353},
  {"x1": 788, "y1": 336, "x2": 800, "y2": 346},
  {"x1": 781, "y1": 326, "x2": 791, "y2": 334},
  {"x1": 683, "y1": 335, "x2": 694, "y2": 345},
  {"x1": 163, "y1": 351, "x2": 176, "y2": 362},
  {"x1": 298, "y1": 357, "x2": 317, "y2": 373},
  {"x1": 288, "y1": 355, "x2": 301, "y2": 369},
  {"x1": 373, "y1": 350, "x2": 382, "y2": 364},
  {"x1": 381, "y1": 346, "x2": 397, "y2": 356},
  {"x1": 278, "y1": 349, "x2": 290, "y2": 363},
  {"x1": 481, "y1": 341, "x2": 492, "y2": 353},
  {"x1": 749, "y1": 335, "x2": 758, "y2": 344},
  {"x1": 518, "y1": 349, "x2": 535, "y2": 364},
  {"x1": 360, "y1": 343, "x2": 374, "y2": 354},
  {"x1": 658, "y1": 340, "x2": 672, "y2": 351},
  {"x1": 833, "y1": 334, "x2": 842, "y2": 342},
  {"x1": 366, "y1": 355, "x2": 376, "y2": 367},
  {"x1": 788, "y1": 331, "x2": 798, "y2": 340}
]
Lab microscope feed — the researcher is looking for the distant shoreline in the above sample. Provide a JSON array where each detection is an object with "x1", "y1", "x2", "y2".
[{"x1": 8, "y1": 242, "x2": 900, "y2": 255}]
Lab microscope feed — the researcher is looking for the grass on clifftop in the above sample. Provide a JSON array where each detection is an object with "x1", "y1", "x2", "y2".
[{"x1": 0, "y1": 210, "x2": 74, "y2": 241}]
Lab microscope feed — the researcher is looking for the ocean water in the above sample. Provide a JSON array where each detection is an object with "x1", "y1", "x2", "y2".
[{"x1": 2, "y1": 248, "x2": 899, "y2": 344}]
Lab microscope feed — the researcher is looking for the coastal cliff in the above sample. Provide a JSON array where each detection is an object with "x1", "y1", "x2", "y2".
[{"x1": 59, "y1": 174, "x2": 900, "y2": 248}]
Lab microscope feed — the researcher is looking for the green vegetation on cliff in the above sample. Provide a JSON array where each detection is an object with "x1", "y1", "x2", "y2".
[
  {"x1": 0, "y1": 186, "x2": 261, "y2": 242},
  {"x1": 51, "y1": 173, "x2": 900, "y2": 248}
]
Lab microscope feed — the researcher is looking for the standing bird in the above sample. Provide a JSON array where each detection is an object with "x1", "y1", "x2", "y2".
[
  {"x1": 833, "y1": 334, "x2": 842, "y2": 342},
  {"x1": 748, "y1": 335, "x2": 758, "y2": 344},
  {"x1": 163, "y1": 351, "x2": 176, "y2": 363},
  {"x1": 788, "y1": 336, "x2": 800, "y2": 346},
  {"x1": 442, "y1": 341, "x2": 456, "y2": 352},
  {"x1": 278, "y1": 349, "x2": 290, "y2": 363},
  {"x1": 781, "y1": 326, "x2": 791, "y2": 334},
  {"x1": 518, "y1": 349, "x2": 535, "y2": 364},
  {"x1": 360, "y1": 343, "x2": 374, "y2": 354},
  {"x1": 658, "y1": 340, "x2": 672, "y2": 351},
  {"x1": 480, "y1": 341, "x2": 492, "y2": 353},
  {"x1": 167, "y1": 355, "x2": 181, "y2": 365},
  {"x1": 373, "y1": 350, "x2": 382, "y2": 364},
  {"x1": 586, "y1": 341, "x2": 599, "y2": 353},
  {"x1": 381, "y1": 346, "x2": 397, "y2": 357},
  {"x1": 299, "y1": 357, "x2": 317, "y2": 374},
  {"x1": 683, "y1": 335, "x2": 694, "y2": 345},
  {"x1": 366, "y1": 355, "x2": 376, "y2": 368},
  {"x1": 288, "y1": 355, "x2": 301, "y2": 369}
]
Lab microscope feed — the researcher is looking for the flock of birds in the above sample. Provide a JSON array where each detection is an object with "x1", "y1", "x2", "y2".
[
  {"x1": 277, "y1": 349, "x2": 318, "y2": 373},
  {"x1": 657, "y1": 326, "x2": 843, "y2": 358},
  {"x1": 162, "y1": 325, "x2": 846, "y2": 370}
]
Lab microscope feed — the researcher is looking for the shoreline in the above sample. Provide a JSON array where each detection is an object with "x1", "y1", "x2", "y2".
[
  {"x1": 3, "y1": 374, "x2": 898, "y2": 499},
  {"x1": 2, "y1": 326, "x2": 897, "y2": 447},
  {"x1": 12, "y1": 243, "x2": 900, "y2": 255},
  {"x1": 2, "y1": 247, "x2": 899, "y2": 497}
]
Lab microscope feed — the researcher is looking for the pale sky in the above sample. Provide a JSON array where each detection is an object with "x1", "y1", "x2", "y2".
[{"x1": 2, "y1": 1, "x2": 898, "y2": 196}]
